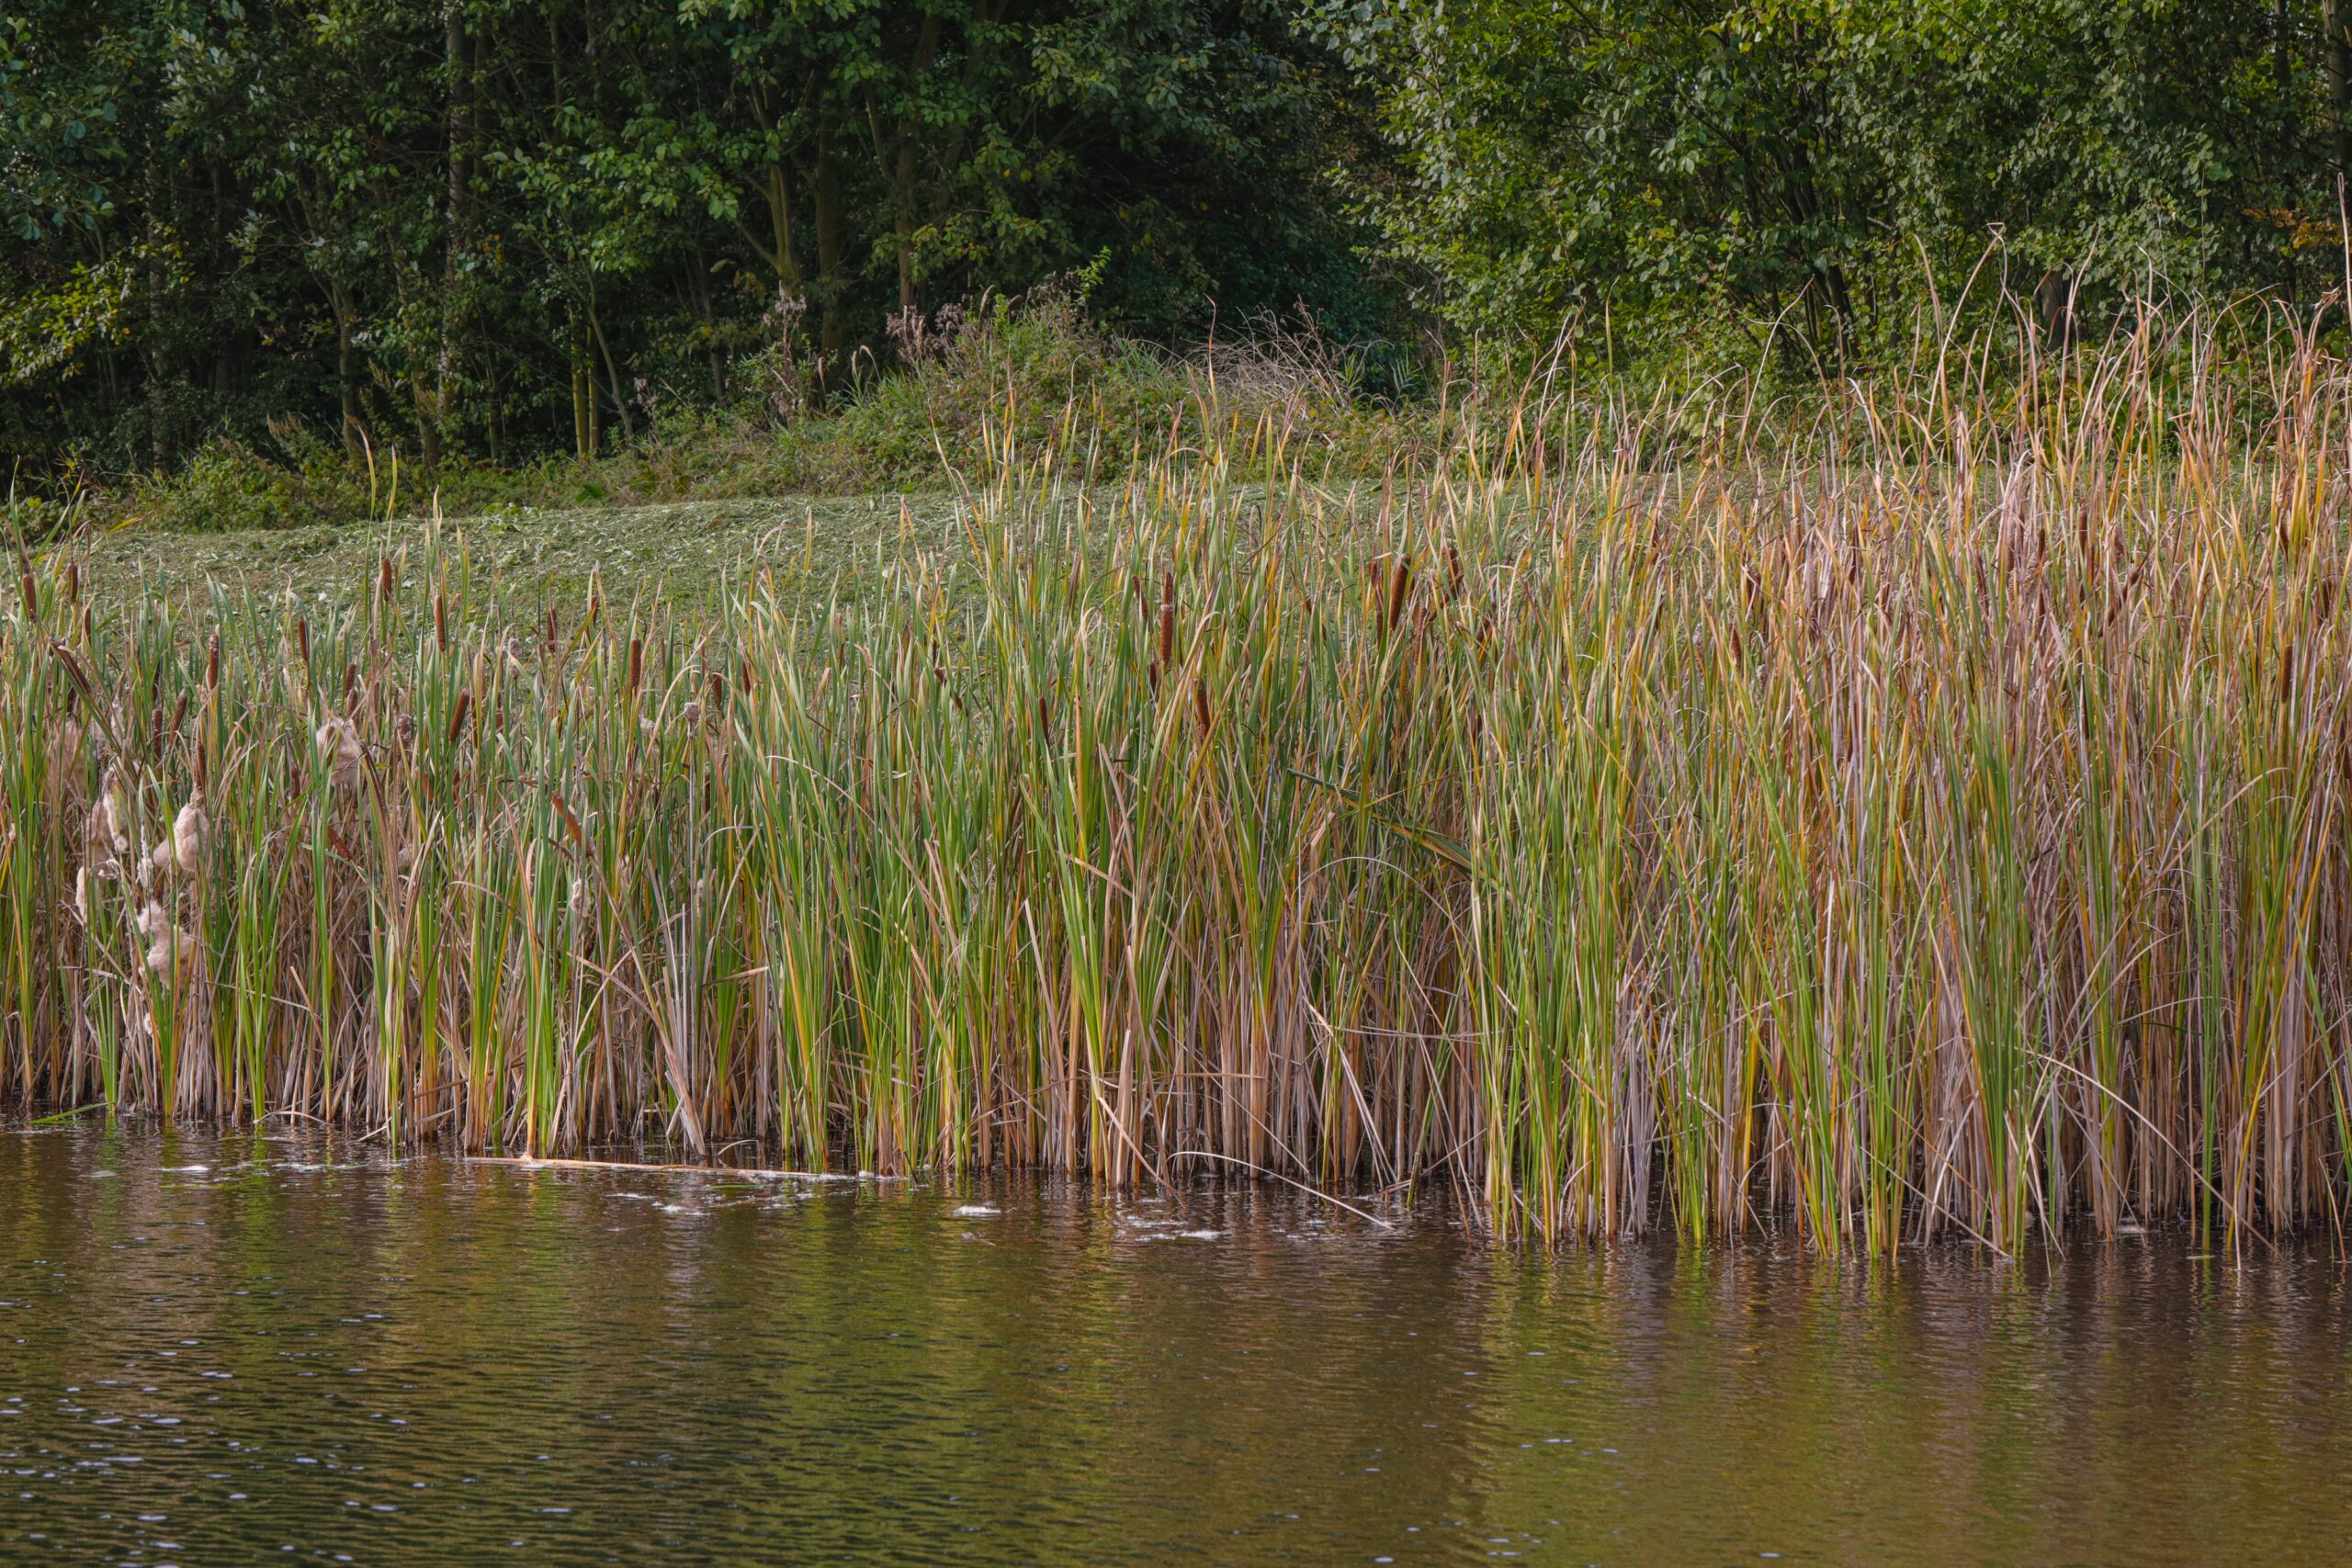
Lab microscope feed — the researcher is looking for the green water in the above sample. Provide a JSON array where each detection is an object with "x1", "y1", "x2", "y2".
[{"x1": 3, "y1": 1127, "x2": 2348, "y2": 1565}]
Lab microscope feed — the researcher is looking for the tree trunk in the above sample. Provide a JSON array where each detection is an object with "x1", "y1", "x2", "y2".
[
  {"x1": 143, "y1": 165, "x2": 170, "y2": 471},
  {"x1": 890, "y1": 14, "x2": 944, "y2": 321},
  {"x1": 438, "y1": 0, "x2": 476, "y2": 466},
  {"x1": 411, "y1": 368, "x2": 443, "y2": 473},
  {"x1": 2330, "y1": 0, "x2": 2352, "y2": 188},
  {"x1": 571, "y1": 312, "x2": 594, "y2": 461},
  {"x1": 591, "y1": 304, "x2": 635, "y2": 446},
  {"x1": 765, "y1": 164, "x2": 802, "y2": 290},
  {"x1": 813, "y1": 127, "x2": 847, "y2": 386},
  {"x1": 334, "y1": 285, "x2": 363, "y2": 457}
]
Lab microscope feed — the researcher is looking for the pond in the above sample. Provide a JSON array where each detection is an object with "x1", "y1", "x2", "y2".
[{"x1": 3, "y1": 1125, "x2": 2347, "y2": 1564}]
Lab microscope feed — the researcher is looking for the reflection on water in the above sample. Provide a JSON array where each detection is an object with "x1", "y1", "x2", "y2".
[{"x1": 3, "y1": 1126, "x2": 2348, "y2": 1565}]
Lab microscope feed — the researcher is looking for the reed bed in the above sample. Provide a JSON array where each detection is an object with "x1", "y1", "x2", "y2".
[{"x1": 11, "y1": 311, "x2": 2352, "y2": 1252}]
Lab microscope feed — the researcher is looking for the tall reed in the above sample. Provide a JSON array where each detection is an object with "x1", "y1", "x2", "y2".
[{"x1": 11, "y1": 307, "x2": 2352, "y2": 1252}]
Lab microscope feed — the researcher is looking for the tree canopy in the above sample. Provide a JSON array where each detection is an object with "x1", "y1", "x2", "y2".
[
  {"x1": 5, "y1": 0, "x2": 1374, "y2": 468},
  {"x1": 7, "y1": 0, "x2": 2351, "y2": 473},
  {"x1": 1315, "y1": 0, "x2": 2345, "y2": 346}
]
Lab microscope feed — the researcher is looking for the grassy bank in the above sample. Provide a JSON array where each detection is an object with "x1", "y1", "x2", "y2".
[{"x1": 10, "y1": 310, "x2": 2352, "y2": 1253}]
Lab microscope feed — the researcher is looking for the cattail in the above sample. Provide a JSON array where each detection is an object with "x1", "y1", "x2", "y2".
[
  {"x1": 173, "y1": 790, "x2": 207, "y2": 878},
  {"x1": 296, "y1": 616, "x2": 311, "y2": 664},
  {"x1": 64, "y1": 562, "x2": 78, "y2": 604},
  {"x1": 343, "y1": 661, "x2": 357, "y2": 709},
  {"x1": 135, "y1": 898, "x2": 171, "y2": 955},
  {"x1": 168, "y1": 692, "x2": 187, "y2": 739},
  {"x1": 1387, "y1": 555, "x2": 1412, "y2": 630},
  {"x1": 552, "y1": 793, "x2": 588, "y2": 852},
  {"x1": 316, "y1": 716, "x2": 364, "y2": 790},
  {"x1": 204, "y1": 633, "x2": 220, "y2": 689},
  {"x1": 378, "y1": 555, "x2": 395, "y2": 605},
  {"x1": 52, "y1": 642, "x2": 96, "y2": 709},
  {"x1": 435, "y1": 590, "x2": 448, "y2": 651},
  {"x1": 96, "y1": 765, "x2": 129, "y2": 852},
  {"x1": 1193, "y1": 675, "x2": 1211, "y2": 739},
  {"x1": 628, "y1": 637, "x2": 644, "y2": 695},
  {"x1": 18, "y1": 565, "x2": 34, "y2": 615},
  {"x1": 447, "y1": 689, "x2": 471, "y2": 745},
  {"x1": 142, "y1": 915, "x2": 195, "y2": 980}
]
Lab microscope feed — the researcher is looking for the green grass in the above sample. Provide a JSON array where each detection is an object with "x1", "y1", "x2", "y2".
[{"x1": 53, "y1": 493, "x2": 967, "y2": 614}]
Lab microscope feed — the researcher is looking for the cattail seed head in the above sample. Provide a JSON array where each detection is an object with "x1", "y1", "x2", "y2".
[
  {"x1": 316, "y1": 716, "x2": 364, "y2": 790},
  {"x1": 96, "y1": 765, "x2": 129, "y2": 852},
  {"x1": 173, "y1": 792, "x2": 207, "y2": 878}
]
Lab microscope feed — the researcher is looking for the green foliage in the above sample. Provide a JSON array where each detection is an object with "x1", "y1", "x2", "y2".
[
  {"x1": 3, "y1": 0, "x2": 1381, "y2": 476},
  {"x1": 98, "y1": 290, "x2": 1399, "y2": 527},
  {"x1": 1317, "y1": 0, "x2": 2340, "y2": 346}
]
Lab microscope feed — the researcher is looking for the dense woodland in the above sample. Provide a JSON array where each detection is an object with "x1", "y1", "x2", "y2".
[{"x1": 8, "y1": 0, "x2": 2352, "y2": 477}]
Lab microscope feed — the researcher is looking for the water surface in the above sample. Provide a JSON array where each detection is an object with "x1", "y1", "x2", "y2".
[{"x1": 3, "y1": 1126, "x2": 2347, "y2": 1564}]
